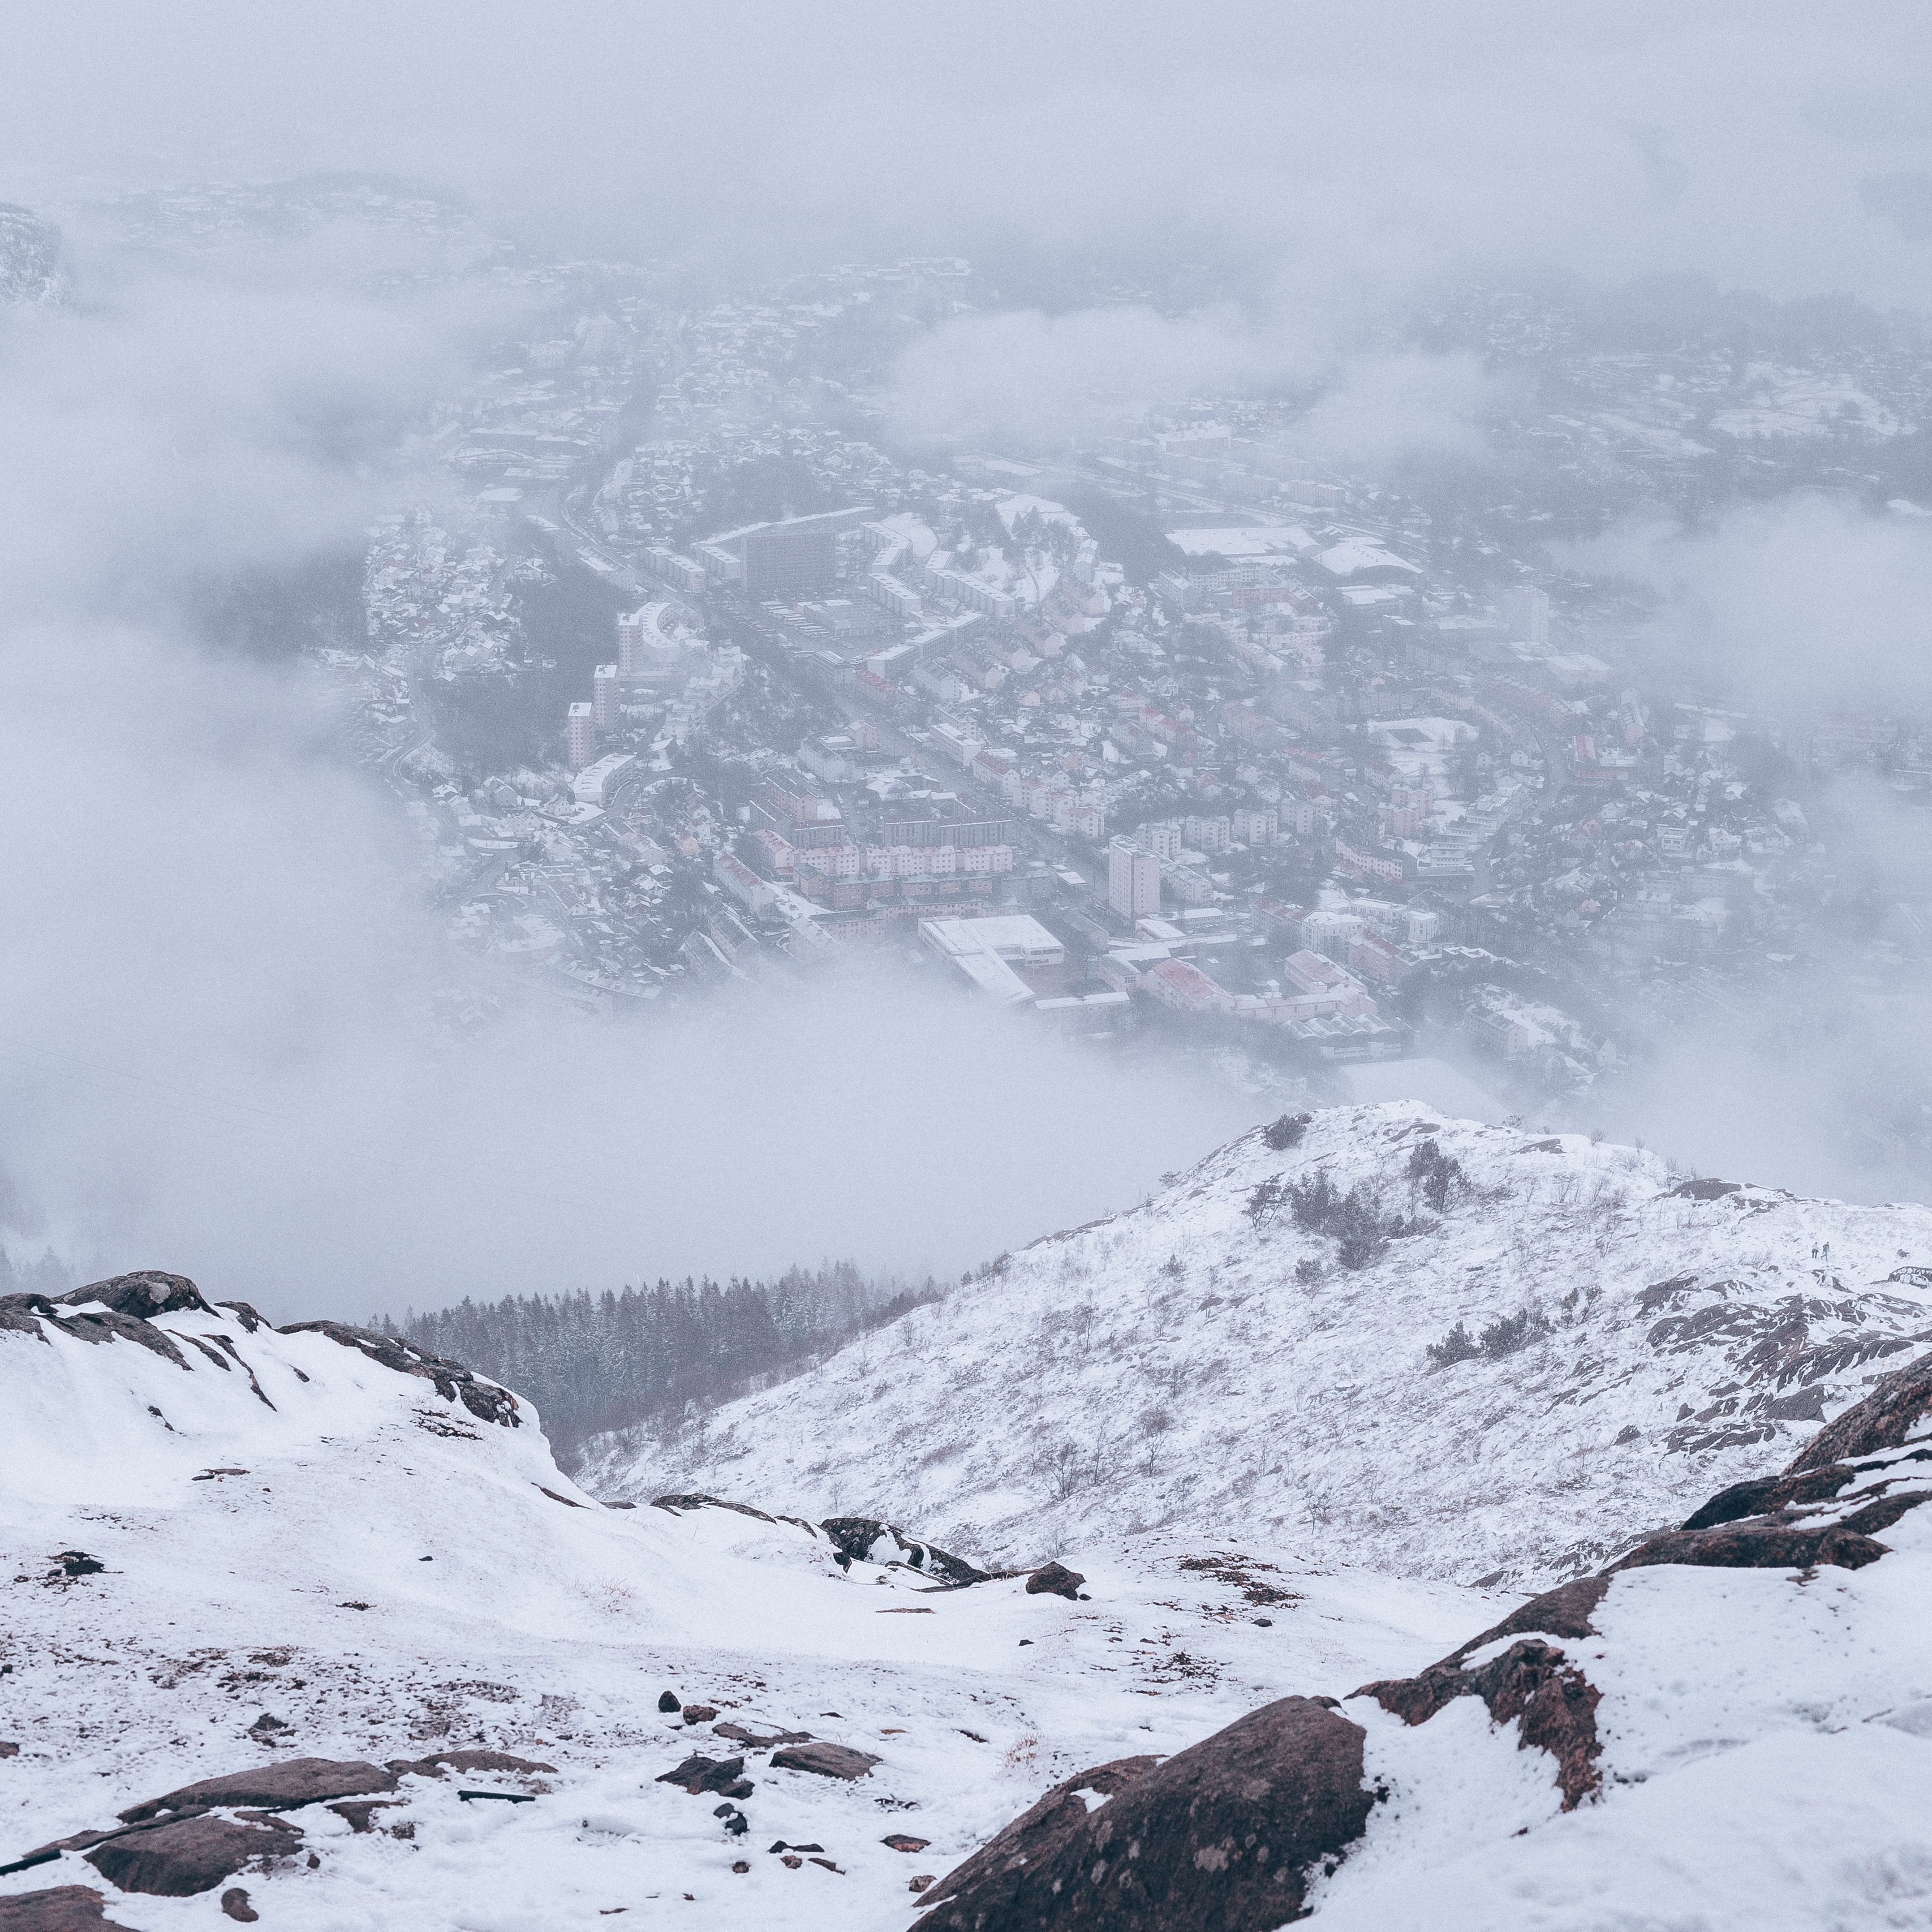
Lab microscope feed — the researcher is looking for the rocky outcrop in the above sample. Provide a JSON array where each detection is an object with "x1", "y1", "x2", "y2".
[
  {"x1": 117, "y1": 1757, "x2": 395, "y2": 1823},
  {"x1": 936, "y1": 1350, "x2": 1932, "y2": 1927},
  {"x1": 916, "y1": 1757, "x2": 1156, "y2": 1920},
  {"x1": 920, "y1": 1698, "x2": 1373, "y2": 1931},
  {"x1": 1363, "y1": 1639, "x2": 1603, "y2": 1809},
  {"x1": 655, "y1": 1754, "x2": 753, "y2": 1798},
  {"x1": 819, "y1": 1517, "x2": 988, "y2": 1585},
  {"x1": 385, "y1": 1750, "x2": 553, "y2": 1779},
  {"x1": 768, "y1": 1741, "x2": 879, "y2": 1780},
  {"x1": 1785, "y1": 1349, "x2": 1932, "y2": 1471},
  {"x1": 276, "y1": 1323, "x2": 520, "y2": 1428},
  {"x1": 3, "y1": 1279, "x2": 518, "y2": 1430},
  {"x1": 84, "y1": 1817, "x2": 302, "y2": 1898},
  {"x1": 61, "y1": 1275, "x2": 212, "y2": 1321},
  {"x1": 1023, "y1": 1561, "x2": 1086, "y2": 1599},
  {"x1": 0, "y1": 1887, "x2": 143, "y2": 1931}
]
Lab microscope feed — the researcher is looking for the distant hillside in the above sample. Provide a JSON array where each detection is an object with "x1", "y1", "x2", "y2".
[{"x1": 582, "y1": 1104, "x2": 1932, "y2": 1587}]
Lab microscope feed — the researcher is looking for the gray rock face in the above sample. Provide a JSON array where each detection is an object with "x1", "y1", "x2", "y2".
[
  {"x1": 118, "y1": 1757, "x2": 396, "y2": 1824},
  {"x1": 85, "y1": 1816, "x2": 302, "y2": 1897},
  {"x1": 0, "y1": 1887, "x2": 144, "y2": 1931},
  {"x1": 921, "y1": 1698, "x2": 1374, "y2": 1931},
  {"x1": 61, "y1": 1275, "x2": 212, "y2": 1321}
]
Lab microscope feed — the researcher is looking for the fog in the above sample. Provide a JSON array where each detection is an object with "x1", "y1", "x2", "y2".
[{"x1": 6, "y1": 3, "x2": 1932, "y2": 1312}]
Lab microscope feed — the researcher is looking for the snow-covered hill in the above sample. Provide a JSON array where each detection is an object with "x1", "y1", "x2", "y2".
[
  {"x1": 7, "y1": 1258, "x2": 1932, "y2": 1929},
  {"x1": 586, "y1": 1105, "x2": 1932, "y2": 1589},
  {"x1": 0, "y1": 1271, "x2": 1479, "y2": 1930}
]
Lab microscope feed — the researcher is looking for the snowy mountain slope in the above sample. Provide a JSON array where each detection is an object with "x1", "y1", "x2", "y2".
[
  {"x1": 587, "y1": 1104, "x2": 1932, "y2": 1589},
  {"x1": 0, "y1": 1273, "x2": 1481, "y2": 1931},
  {"x1": 919, "y1": 1348, "x2": 1932, "y2": 1932}
]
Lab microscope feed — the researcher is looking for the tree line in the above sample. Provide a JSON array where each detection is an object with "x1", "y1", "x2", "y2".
[{"x1": 376, "y1": 1261, "x2": 937, "y2": 1450}]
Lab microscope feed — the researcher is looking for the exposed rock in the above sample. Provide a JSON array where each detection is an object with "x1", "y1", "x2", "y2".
[
  {"x1": 1436, "y1": 1575, "x2": 1609, "y2": 1664},
  {"x1": 275, "y1": 1322, "x2": 520, "y2": 1427},
  {"x1": 681, "y1": 1704, "x2": 718, "y2": 1725},
  {"x1": 324, "y1": 1802, "x2": 397, "y2": 1834},
  {"x1": 655, "y1": 1754, "x2": 754, "y2": 1798},
  {"x1": 1362, "y1": 1638, "x2": 1602, "y2": 1809},
  {"x1": 118, "y1": 1757, "x2": 396, "y2": 1823},
  {"x1": 1609, "y1": 1518, "x2": 1890, "y2": 1574},
  {"x1": 714, "y1": 1722, "x2": 812, "y2": 1748},
  {"x1": 216, "y1": 1302, "x2": 267, "y2": 1333},
  {"x1": 920, "y1": 1756, "x2": 1155, "y2": 1918},
  {"x1": 922, "y1": 1699, "x2": 1372, "y2": 1930},
  {"x1": 649, "y1": 1494, "x2": 774, "y2": 1522},
  {"x1": 0, "y1": 1886, "x2": 143, "y2": 1931},
  {"x1": 85, "y1": 1815, "x2": 302, "y2": 1897},
  {"x1": 1787, "y1": 1350, "x2": 1932, "y2": 1471},
  {"x1": 219, "y1": 1888, "x2": 257, "y2": 1922},
  {"x1": 0, "y1": 1293, "x2": 62, "y2": 1345},
  {"x1": 768, "y1": 1741, "x2": 881, "y2": 1780},
  {"x1": 818, "y1": 1517, "x2": 988, "y2": 1585},
  {"x1": 657, "y1": 1690, "x2": 682, "y2": 1712},
  {"x1": 882, "y1": 1832, "x2": 931, "y2": 1852},
  {"x1": 386, "y1": 1750, "x2": 554, "y2": 1779},
  {"x1": 1679, "y1": 1464, "x2": 1876, "y2": 1531},
  {"x1": 61, "y1": 1274, "x2": 212, "y2": 1320},
  {"x1": 1023, "y1": 1561, "x2": 1085, "y2": 1599}
]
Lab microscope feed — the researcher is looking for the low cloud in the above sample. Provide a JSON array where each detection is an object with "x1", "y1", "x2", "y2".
[
  {"x1": 1561, "y1": 493, "x2": 1932, "y2": 716},
  {"x1": 0, "y1": 238, "x2": 1251, "y2": 1317}
]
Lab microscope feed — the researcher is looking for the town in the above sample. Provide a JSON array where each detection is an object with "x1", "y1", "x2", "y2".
[{"x1": 322, "y1": 234, "x2": 1932, "y2": 1146}]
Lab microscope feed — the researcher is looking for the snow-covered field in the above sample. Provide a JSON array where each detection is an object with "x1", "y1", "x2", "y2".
[
  {"x1": 592, "y1": 1105, "x2": 1932, "y2": 1589},
  {"x1": 0, "y1": 1280, "x2": 1479, "y2": 1930},
  {"x1": 8, "y1": 1107, "x2": 1932, "y2": 1930}
]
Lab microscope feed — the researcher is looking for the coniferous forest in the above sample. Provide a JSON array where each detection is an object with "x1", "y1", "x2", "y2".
[{"x1": 378, "y1": 1262, "x2": 936, "y2": 1451}]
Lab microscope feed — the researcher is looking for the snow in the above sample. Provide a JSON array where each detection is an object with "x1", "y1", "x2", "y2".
[
  {"x1": 11, "y1": 1105, "x2": 1932, "y2": 1929},
  {"x1": 597, "y1": 1105, "x2": 1932, "y2": 1590},
  {"x1": 0, "y1": 1294, "x2": 1478, "y2": 1930}
]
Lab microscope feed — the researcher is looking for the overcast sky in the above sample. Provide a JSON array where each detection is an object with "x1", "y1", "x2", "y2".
[
  {"x1": 5, "y1": 2, "x2": 1932, "y2": 300},
  {"x1": 5, "y1": 3, "x2": 1932, "y2": 1311}
]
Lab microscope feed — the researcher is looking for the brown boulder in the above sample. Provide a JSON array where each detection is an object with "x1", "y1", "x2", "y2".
[
  {"x1": 655, "y1": 1754, "x2": 753, "y2": 1797},
  {"x1": 768, "y1": 1742, "x2": 880, "y2": 1780},
  {"x1": 0, "y1": 1888, "x2": 145, "y2": 1932},
  {"x1": 118, "y1": 1757, "x2": 395, "y2": 1823},
  {"x1": 919, "y1": 1757, "x2": 1155, "y2": 1920},
  {"x1": 1023, "y1": 1562, "x2": 1085, "y2": 1599},
  {"x1": 920, "y1": 1698, "x2": 1372, "y2": 1931},
  {"x1": 85, "y1": 1816, "x2": 301, "y2": 1897}
]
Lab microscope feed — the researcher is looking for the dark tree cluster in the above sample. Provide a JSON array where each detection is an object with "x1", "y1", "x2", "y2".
[{"x1": 380, "y1": 1263, "x2": 937, "y2": 1450}]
